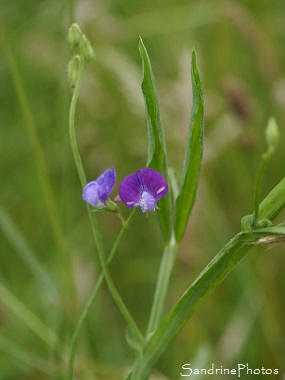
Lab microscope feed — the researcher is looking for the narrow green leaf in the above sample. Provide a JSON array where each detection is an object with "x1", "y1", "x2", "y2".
[
  {"x1": 174, "y1": 49, "x2": 204, "y2": 243},
  {"x1": 139, "y1": 37, "x2": 171, "y2": 242},
  {"x1": 138, "y1": 38, "x2": 166, "y2": 168},
  {"x1": 130, "y1": 176, "x2": 285, "y2": 379}
]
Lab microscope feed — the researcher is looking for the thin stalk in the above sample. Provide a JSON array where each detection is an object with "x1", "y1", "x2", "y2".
[
  {"x1": 252, "y1": 119, "x2": 279, "y2": 228},
  {"x1": 68, "y1": 55, "x2": 86, "y2": 188},
  {"x1": 66, "y1": 210, "x2": 135, "y2": 380},
  {"x1": 68, "y1": 49, "x2": 144, "y2": 355},
  {"x1": 88, "y1": 211, "x2": 144, "y2": 341},
  {"x1": 252, "y1": 152, "x2": 269, "y2": 228},
  {"x1": 146, "y1": 234, "x2": 177, "y2": 338}
]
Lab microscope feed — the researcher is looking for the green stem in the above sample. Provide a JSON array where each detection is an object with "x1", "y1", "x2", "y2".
[
  {"x1": 252, "y1": 152, "x2": 269, "y2": 228},
  {"x1": 89, "y1": 212, "x2": 144, "y2": 338},
  {"x1": 146, "y1": 234, "x2": 177, "y2": 338},
  {"x1": 66, "y1": 210, "x2": 135, "y2": 380},
  {"x1": 68, "y1": 48, "x2": 144, "y2": 369},
  {"x1": 68, "y1": 56, "x2": 86, "y2": 188}
]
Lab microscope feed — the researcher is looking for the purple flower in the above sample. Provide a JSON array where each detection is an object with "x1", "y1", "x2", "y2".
[
  {"x1": 82, "y1": 168, "x2": 116, "y2": 207},
  {"x1": 119, "y1": 168, "x2": 168, "y2": 213}
]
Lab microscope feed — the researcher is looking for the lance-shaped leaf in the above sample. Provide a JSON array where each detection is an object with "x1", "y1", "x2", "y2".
[
  {"x1": 128, "y1": 176, "x2": 285, "y2": 379},
  {"x1": 139, "y1": 38, "x2": 171, "y2": 242},
  {"x1": 174, "y1": 50, "x2": 204, "y2": 243}
]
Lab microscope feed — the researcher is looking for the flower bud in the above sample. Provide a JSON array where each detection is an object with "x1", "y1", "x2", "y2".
[
  {"x1": 266, "y1": 118, "x2": 279, "y2": 153},
  {"x1": 81, "y1": 35, "x2": 95, "y2": 62},
  {"x1": 67, "y1": 55, "x2": 80, "y2": 88},
  {"x1": 68, "y1": 23, "x2": 82, "y2": 51}
]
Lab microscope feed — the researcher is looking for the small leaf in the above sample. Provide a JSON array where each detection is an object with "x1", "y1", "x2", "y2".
[
  {"x1": 174, "y1": 49, "x2": 204, "y2": 243},
  {"x1": 139, "y1": 38, "x2": 171, "y2": 242}
]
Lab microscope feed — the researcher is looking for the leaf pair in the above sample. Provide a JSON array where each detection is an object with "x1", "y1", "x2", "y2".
[{"x1": 139, "y1": 38, "x2": 204, "y2": 243}]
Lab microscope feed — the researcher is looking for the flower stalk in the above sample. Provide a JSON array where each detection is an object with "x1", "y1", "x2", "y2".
[
  {"x1": 252, "y1": 118, "x2": 279, "y2": 228},
  {"x1": 67, "y1": 25, "x2": 144, "y2": 379},
  {"x1": 146, "y1": 233, "x2": 177, "y2": 338}
]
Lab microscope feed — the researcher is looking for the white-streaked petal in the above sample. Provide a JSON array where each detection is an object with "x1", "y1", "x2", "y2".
[{"x1": 156, "y1": 186, "x2": 165, "y2": 195}]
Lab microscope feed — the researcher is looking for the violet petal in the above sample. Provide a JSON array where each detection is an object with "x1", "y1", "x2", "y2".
[
  {"x1": 82, "y1": 181, "x2": 103, "y2": 207},
  {"x1": 119, "y1": 172, "x2": 142, "y2": 207},
  {"x1": 96, "y1": 168, "x2": 116, "y2": 202},
  {"x1": 119, "y1": 168, "x2": 168, "y2": 212},
  {"x1": 137, "y1": 168, "x2": 168, "y2": 200},
  {"x1": 82, "y1": 168, "x2": 116, "y2": 207}
]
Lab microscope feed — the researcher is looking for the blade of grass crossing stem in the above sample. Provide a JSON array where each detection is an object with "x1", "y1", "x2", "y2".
[
  {"x1": 0, "y1": 335, "x2": 56, "y2": 376},
  {"x1": 174, "y1": 49, "x2": 204, "y2": 243},
  {"x1": 0, "y1": 283, "x2": 59, "y2": 349},
  {"x1": 0, "y1": 205, "x2": 59, "y2": 301},
  {"x1": 139, "y1": 38, "x2": 171, "y2": 242},
  {"x1": 130, "y1": 228, "x2": 285, "y2": 379},
  {"x1": 129, "y1": 178, "x2": 285, "y2": 379}
]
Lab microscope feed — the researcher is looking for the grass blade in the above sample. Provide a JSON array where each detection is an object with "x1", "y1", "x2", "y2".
[
  {"x1": 139, "y1": 37, "x2": 171, "y2": 242},
  {"x1": 174, "y1": 49, "x2": 204, "y2": 243}
]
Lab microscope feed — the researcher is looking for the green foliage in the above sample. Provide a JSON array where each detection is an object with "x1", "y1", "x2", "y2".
[
  {"x1": 139, "y1": 38, "x2": 171, "y2": 242},
  {"x1": 174, "y1": 49, "x2": 204, "y2": 243}
]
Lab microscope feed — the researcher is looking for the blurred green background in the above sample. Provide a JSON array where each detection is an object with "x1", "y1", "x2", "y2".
[{"x1": 1, "y1": 0, "x2": 285, "y2": 379}]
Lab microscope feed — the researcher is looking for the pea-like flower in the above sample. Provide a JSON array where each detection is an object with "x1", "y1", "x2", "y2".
[
  {"x1": 82, "y1": 168, "x2": 116, "y2": 207},
  {"x1": 119, "y1": 168, "x2": 168, "y2": 213}
]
